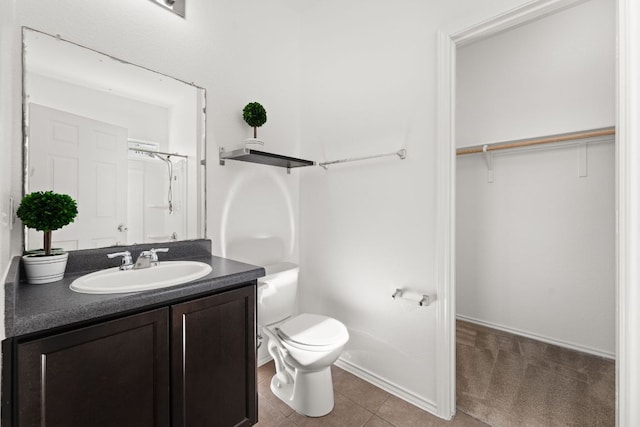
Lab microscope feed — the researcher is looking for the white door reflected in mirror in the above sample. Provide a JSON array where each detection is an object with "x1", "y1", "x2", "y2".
[{"x1": 28, "y1": 104, "x2": 129, "y2": 250}]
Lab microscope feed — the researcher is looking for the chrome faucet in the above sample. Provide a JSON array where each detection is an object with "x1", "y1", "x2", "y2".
[
  {"x1": 134, "y1": 248, "x2": 169, "y2": 269},
  {"x1": 107, "y1": 251, "x2": 134, "y2": 270}
]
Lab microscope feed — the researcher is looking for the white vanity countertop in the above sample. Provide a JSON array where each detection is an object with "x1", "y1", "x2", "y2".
[{"x1": 4, "y1": 240, "x2": 265, "y2": 338}]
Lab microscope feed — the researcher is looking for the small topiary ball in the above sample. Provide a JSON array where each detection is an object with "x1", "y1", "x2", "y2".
[
  {"x1": 17, "y1": 191, "x2": 78, "y2": 232},
  {"x1": 242, "y1": 102, "x2": 267, "y2": 129}
]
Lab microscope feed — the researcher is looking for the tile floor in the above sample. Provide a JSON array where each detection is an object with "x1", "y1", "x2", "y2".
[{"x1": 255, "y1": 362, "x2": 488, "y2": 427}]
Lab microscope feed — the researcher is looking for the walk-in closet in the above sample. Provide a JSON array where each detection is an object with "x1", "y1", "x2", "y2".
[{"x1": 454, "y1": 0, "x2": 616, "y2": 425}]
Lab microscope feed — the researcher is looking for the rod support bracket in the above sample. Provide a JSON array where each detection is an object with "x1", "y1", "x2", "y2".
[{"x1": 482, "y1": 145, "x2": 494, "y2": 183}]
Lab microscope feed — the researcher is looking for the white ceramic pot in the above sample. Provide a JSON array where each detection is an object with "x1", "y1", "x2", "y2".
[{"x1": 22, "y1": 252, "x2": 69, "y2": 284}]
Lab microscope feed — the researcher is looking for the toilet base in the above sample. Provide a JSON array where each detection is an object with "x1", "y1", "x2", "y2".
[{"x1": 270, "y1": 366, "x2": 335, "y2": 417}]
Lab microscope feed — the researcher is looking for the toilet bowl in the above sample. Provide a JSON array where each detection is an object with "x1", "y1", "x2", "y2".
[{"x1": 258, "y1": 263, "x2": 349, "y2": 417}]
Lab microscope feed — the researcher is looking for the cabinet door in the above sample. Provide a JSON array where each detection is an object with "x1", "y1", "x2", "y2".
[
  {"x1": 17, "y1": 308, "x2": 170, "y2": 427},
  {"x1": 172, "y1": 285, "x2": 257, "y2": 427}
]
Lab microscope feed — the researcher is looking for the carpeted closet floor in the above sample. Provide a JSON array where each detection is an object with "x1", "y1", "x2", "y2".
[{"x1": 456, "y1": 319, "x2": 615, "y2": 426}]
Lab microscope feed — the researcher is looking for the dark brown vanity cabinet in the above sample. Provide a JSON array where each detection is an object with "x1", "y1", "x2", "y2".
[
  {"x1": 17, "y1": 308, "x2": 170, "y2": 427},
  {"x1": 12, "y1": 285, "x2": 257, "y2": 427},
  {"x1": 171, "y1": 287, "x2": 257, "y2": 427}
]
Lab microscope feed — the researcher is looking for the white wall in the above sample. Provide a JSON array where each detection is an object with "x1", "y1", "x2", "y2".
[
  {"x1": 456, "y1": 0, "x2": 615, "y2": 356},
  {"x1": 456, "y1": 0, "x2": 615, "y2": 148},
  {"x1": 298, "y1": 0, "x2": 532, "y2": 413},
  {"x1": 27, "y1": 73, "x2": 170, "y2": 144},
  {"x1": 457, "y1": 141, "x2": 615, "y2": 355}
]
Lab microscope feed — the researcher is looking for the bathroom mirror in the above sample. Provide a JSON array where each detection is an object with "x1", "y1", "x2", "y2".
[{"x1": 22, "y1": 28, "x2": 206, "y2": 251}]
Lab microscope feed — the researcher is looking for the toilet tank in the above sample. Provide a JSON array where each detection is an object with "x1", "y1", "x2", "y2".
[{"x1": 258, "y1": 262, "x2": 299, "y2": 326}]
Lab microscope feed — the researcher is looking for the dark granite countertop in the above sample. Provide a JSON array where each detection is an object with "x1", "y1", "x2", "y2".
[{"x1": 4, "y1": 239, "x2": 265, "y2": 339}]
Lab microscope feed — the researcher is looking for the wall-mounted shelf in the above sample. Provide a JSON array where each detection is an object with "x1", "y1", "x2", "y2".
[{"x1": 219, "y1": 147, "x2": 315, "y2": 173}]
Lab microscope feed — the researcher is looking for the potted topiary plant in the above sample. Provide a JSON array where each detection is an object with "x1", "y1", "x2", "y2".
[
  {"x1": 17, "y1": 191, "x2": 78, "y2": 284},
  {"x1": 242, "y1": 102, "x2": 267, "y2": 140}
]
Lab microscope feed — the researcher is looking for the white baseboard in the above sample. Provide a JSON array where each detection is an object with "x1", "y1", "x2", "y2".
[
  {"x1": 257, "y1": 353, "x2": 272, "y2": 367},
  {"x1": 334, "y1": 358, "x2": 439, "y2": 417},
  {"x1": 260, "y1": 353, "x2": 440, "y2": 415},
  {"x1": 260, "y1": 347, "x2": 440, "y2": 416},
  {"x1": 456, "y1": 314, "x2": 615, "y2": 360}
]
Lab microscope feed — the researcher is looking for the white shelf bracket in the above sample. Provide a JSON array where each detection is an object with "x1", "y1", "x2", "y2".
[
  {"x1": 483, "y1": 145, "x2": 494, "y2": 183},
  {"x1": 578, "y1": 142, "x2": 588, "y2": 177}
]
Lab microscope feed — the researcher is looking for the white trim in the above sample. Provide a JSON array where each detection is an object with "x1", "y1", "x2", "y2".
[
  {"x1": 457, "y1": 315, "x2": 615, "y2": 360},
  {"x1": 435, "y1": 0, "x2": 605, "y2": 421},
  {"x1": 453, "y1": 0, "x2": 588, "y2": 47},
  {"x1": 260, "y1": 351, "x2": 439, "y2": 414},
  {"x1": 257, "y1": 353, "x2": 272, "y2": 367},
  {"x1": 434, "y1": 30, "x2": 457, "y2": 420},
  {"x1": 616, "y1": 1, "x2": 639, "y2": 425},
  {"x1": 334, "y1": 358, "x2": 438, "y2": 415}
]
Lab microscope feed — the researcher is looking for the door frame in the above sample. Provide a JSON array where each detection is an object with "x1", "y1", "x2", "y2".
[{"x1": 435, "y1": 0, "x2": 638, "y2": 423}]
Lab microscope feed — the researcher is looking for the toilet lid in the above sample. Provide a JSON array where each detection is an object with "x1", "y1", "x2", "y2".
[{"x1": 277, "y1": 313, "x2": 349, "y2": 347}]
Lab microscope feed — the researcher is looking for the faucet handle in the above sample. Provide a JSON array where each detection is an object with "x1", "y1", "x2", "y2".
[
  {"x1": 107, "y1": 250, "x2": 131, "y2": 259},
  {"x1": 149, "y1": 248, "x2": 169, "y2": 264},
  {"x1": 107, "y1": 251, "x2": 133, "y2": 270}
]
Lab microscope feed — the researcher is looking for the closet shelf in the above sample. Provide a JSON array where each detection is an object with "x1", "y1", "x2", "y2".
[{"x1": 219, "y1": 147, "x2": 315, "y2": 173}]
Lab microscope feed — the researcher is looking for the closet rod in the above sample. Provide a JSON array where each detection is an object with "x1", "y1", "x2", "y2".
[{"x1": 456, "y1": 127, "x2": 615, "y2": 156}]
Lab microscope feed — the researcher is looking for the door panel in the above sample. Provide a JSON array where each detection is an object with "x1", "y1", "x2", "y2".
[
  {"x1": 17, "y1": 308, "x2": 170, "y2": 427},
  {"x1": 171, "y1": 286, "x2": 257, "y2": 427},
  {"x1": 28, "y1": 103, "x2": 129, "y2": 249}
]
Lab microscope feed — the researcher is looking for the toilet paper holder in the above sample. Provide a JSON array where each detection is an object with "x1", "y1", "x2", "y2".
[{"x1": 391, "y1": 288, "x2": 436, "y2": 307}]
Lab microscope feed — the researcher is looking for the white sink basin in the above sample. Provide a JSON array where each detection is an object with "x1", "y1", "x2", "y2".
[{"x1": 70, "y1": 261, "x2": 213, "y2": 294}]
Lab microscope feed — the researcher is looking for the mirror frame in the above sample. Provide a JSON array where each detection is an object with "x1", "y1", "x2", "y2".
[
  {"x1": 149, "y1": 0, "x2": 186, "y2": 18},
  {"x1": 21, "y1": 27, "x2": 207, "y2": 252}
]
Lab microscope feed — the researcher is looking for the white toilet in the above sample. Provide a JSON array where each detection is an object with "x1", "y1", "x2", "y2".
[{"x1": 258, "y1": 262, "x2": 349, "y2": 417}]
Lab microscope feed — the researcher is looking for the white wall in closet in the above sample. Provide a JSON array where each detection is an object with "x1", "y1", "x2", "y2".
[
  {"x1": 456, "y1": 0, "x2": 615, "y2": 357},
  {"x1": 456, "y1": 0, "x2": 615, "y2": 148}
]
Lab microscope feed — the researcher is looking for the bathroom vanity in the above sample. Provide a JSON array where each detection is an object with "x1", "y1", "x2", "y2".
[{"x1": 1, "y1": 240, "x2": 263, "y2": 427}]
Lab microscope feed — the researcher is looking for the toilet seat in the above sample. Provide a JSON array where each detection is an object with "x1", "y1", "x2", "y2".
[{"x1": 274, "y1": 313, "x2": 349, "y2": 351}]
